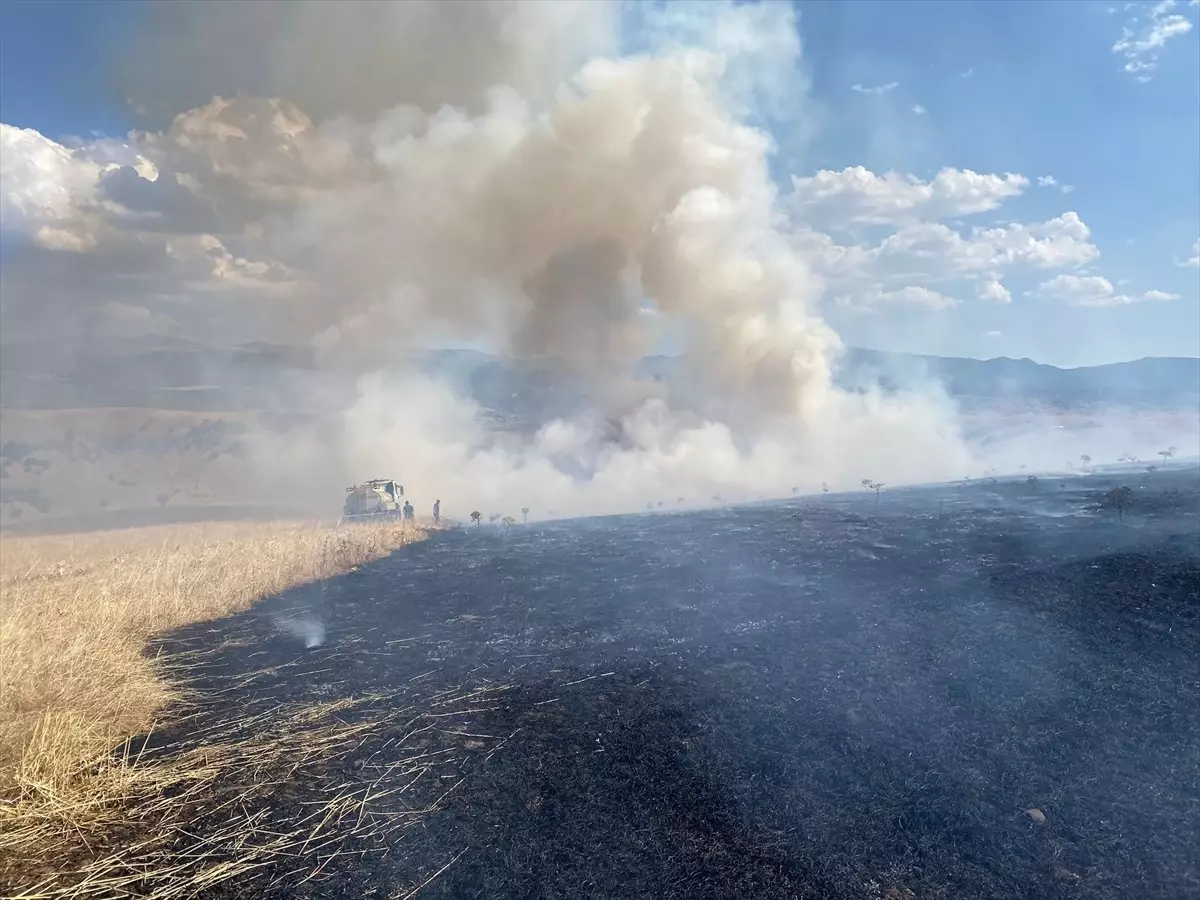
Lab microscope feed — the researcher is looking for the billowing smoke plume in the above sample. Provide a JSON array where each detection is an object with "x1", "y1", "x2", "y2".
[{"x1": 6, "y1": 0, "x2": 988, "y2": 520}]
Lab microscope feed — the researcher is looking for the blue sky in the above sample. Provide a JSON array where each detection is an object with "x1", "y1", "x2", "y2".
[
  {"x1": 0, "y1": 0, "x2": 138, "y2": 137},
  {"x1": 792, "y1": 0, "x2": 1200, "y2": 365},
  {"x1": 1, "y1": 0, "x2": 1197, "y2": 367}
]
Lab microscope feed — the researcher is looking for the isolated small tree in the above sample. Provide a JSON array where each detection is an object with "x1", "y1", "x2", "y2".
[
  {"x1": 1027, "y1": 474, "x2": 1038, "y2": 485},
  {"x1": 1080, "y1": 454, "x2": 1092, "y2": 471},
  {"x1": 791, "y1": 486, "x2": 798, "y2": 495},
  {"x1": 822, "y1": 482, "x2": 829, "y2": 497},
  {"x1": 521, "y1": 507, "x2": 530, "y2": 523},
  {"x1": 1145, "y1": 464, "x2": 1158, "y2": 474},
  {"x1": 1158, "y1": 447, "x2": 1176, "y2": 466},
  {"x1": 861, "y1": 479, "x2": 884, "y2": 508},
  {"x1": 1103, "y1": 485, "x2": 1134, "y2": 522},
  {"x1": 502, "y1": 516, "x2": 515, "y2": 526},
  {"x1": 470, "y1": 510, "x2": 482, "y2": 527},
  {"x1": 489, "y1": 513, "x2": 500, "y2": 524}
]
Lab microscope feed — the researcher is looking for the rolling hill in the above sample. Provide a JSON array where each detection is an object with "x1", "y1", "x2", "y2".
[{"x1": 2, "y1": 337, "x2": 1196, "y2": 414}]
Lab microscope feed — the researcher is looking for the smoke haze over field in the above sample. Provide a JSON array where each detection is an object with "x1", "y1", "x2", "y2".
[{"x1": 1, "y1": 1, "x2": 1194, "y2": 521}]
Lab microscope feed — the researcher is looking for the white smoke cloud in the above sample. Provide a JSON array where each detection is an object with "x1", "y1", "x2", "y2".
[
  {"x1": 3, "y1": 0, "x2": 1004, "y2": 519},
  {"x1": 275, "y1": 612, "x2": 327, "y2": 648},
  {"x1": 258, "y1": 369, "x2": 974, "y2": 521},
  {"x1": 117, "y1": 0, "x2": 621, "y2": 124}
]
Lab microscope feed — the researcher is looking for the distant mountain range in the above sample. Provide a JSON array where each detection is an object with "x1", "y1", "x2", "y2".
[
  {"x1": 834, "y1": 348, "x2": 1200, "y2": 410},
  {"x1": 1, "y1": 336, "x2": 1196, "y2": 415}
]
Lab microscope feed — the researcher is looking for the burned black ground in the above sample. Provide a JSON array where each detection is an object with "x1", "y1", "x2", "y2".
[{"x1": 154, "y1": 468, "x2": 1200, "y2": 899}]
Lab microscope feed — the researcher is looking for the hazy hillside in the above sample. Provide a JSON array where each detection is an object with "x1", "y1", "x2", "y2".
[
  {"x1": 836, "y1": 348, "x2": 1200, "y2": 410},
  {"x1": 3, "y1": 337, "x2": 1196, "y2": 414},
  {"x1": 2, "y1": 337, "x2": 1196, "y2": 528},
  {"x1": 0, "y1": 337, "x2": 316, "y2": 412}
]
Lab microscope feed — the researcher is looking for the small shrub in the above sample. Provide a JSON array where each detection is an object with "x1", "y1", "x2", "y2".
[{"x1": 1102, "y1": 485, "x2": 1135, "y2": 522}]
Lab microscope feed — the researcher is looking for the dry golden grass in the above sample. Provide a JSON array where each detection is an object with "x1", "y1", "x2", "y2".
[
  {"x1": 0, "y1": 519, "x2": 430, "y2": 896},
  {"x1": 2, "y1": 683, "x2": 506, "y2": 899}
]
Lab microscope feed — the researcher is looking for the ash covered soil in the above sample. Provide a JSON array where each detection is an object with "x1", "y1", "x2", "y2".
[{"x1": 158, "y1": 468, "x2": 1199, "y2": 900}]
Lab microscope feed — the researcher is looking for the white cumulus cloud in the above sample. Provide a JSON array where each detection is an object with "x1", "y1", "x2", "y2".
[
  {"x1": 1032, "y1": 274, "x2": 1181, "y2": 307},
  {"x1": 978, "y1": 279, "x2": 1013, "y2": 304},
  {"x1": 0, "y1": 124, "x2": 153, "y2": 251},
  {"x1": 837, "y1": 285, "x2": 959, "y2": 311},
  {"x1": 791, "y1": 211, "x2": 1099, "y2": 310},
  {"x1": 0, "y1": 124, "x2": 99, "y2": 229},
  {"x1": 790, "y1": 166, "x2": 1029, "y2": 225},
  {"x1": 871, "y1": 212, "x2": 1099, "y2": 274}
]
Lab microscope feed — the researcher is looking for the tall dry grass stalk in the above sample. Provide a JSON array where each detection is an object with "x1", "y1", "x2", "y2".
[{"x1": 0, "y1": 519, "x2": 427, "y2": 893}]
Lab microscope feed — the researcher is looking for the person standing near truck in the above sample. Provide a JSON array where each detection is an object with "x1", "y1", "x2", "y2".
[
  {"x1": 432, "y1": 499, "x2": 441, "y2": 524},
  {"x1": 403, "y1": 500, "x2": 415, "y2": 522}
]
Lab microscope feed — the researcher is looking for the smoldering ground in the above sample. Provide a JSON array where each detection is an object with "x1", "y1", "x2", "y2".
[{"x1": 151, "y1": 467, "x2": 1200, "y2": 899}]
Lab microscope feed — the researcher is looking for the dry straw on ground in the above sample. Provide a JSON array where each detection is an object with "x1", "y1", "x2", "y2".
[{"x1": 0, "y1": 519, "x2": 428, "y2": 896}]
